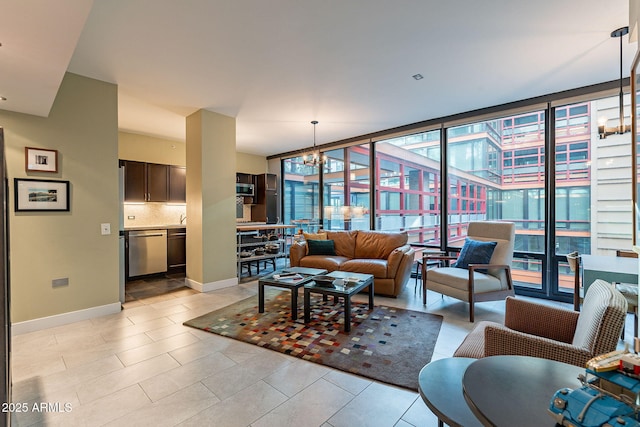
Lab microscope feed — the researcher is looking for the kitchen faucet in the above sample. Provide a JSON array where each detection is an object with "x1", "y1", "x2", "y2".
[{"x1": 180, "y1": 213, "x2": 187, "y2": 224}]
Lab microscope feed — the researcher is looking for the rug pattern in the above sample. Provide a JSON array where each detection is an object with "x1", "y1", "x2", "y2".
[{"x1": 184, "y1": 290, "x2": 443, "y2": 390}]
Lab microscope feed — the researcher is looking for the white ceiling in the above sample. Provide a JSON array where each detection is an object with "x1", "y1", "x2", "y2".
[{"x1": 1, "y1": 0, "x2": 635, "y2": 157}]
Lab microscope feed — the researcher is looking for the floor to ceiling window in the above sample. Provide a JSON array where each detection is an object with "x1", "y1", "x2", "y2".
[
  {"x1": 277, "y1": 82, "x2": 633, "y2": 302},
  {"x1": 322, "y1": 145, "x2": 371, "y2": 231},
  {"x1": 375, "y1": 130, "x2": 441, "y2": 244},
  {"x1": 283, "y1": 156, "x2": 320, "y2": 233}
]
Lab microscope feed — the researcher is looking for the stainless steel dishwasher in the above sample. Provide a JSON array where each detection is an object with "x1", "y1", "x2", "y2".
[{"x1": 127, "y1": 229, "x2": 168, "y2": 277}]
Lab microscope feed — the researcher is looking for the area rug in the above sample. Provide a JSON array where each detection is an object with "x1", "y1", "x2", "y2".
[{"x1": 183, "y1": 290, "x2": 443, "y2": 390}]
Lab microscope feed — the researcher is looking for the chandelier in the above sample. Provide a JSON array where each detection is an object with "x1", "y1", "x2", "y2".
[
  {"x1": 303, "y1": 120, "x2": 327, "y2": 167},
  {"x1": 599, "y1": 26, "x2": 631, "y2": 139}
]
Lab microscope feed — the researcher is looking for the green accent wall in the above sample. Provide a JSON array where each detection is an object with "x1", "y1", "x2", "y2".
[{"x1": 0, "y1": 73, "x2": 120, "y2": 323}]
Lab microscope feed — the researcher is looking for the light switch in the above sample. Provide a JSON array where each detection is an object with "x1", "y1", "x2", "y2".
[{"x1": 101, "y1": 223, "x2": 111, "y2": 235}]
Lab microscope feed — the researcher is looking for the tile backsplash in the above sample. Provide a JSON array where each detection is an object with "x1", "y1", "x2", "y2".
[{"x1": 123, "y1": 203, "x2": 186, "y2": 228}]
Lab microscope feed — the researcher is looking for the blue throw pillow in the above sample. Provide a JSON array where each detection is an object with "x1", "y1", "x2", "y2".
[
  {"x1": 453, "y1": 238, "x2": 497, "y2": 270},
  {"x1": 307, "y1": 239, "x2": 336, "y2": 256}
]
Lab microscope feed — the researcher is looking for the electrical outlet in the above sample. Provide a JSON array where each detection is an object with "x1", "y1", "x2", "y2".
[{"x1": 101, "y1": 223, "x2": 111, "y2": 235}]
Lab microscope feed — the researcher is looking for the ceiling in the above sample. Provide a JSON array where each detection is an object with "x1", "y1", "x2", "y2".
[{"x1": 1, "y1": 0, "x2": 635, "y2": 157}]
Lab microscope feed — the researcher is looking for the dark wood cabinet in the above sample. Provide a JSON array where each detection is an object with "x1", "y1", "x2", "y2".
[
  {"x1": 167, "y1": 228, "x2": 186, "y2": 272},
  {"x1": 252, "y1": 174, "x2": 278, "y2": 224},
  {"x1": 169, "y1": 166, "x2": 186, "y2": 202},
  {"x1": 121, "y1": 160, "x2": 146, "y2": 202},
  {"x1": 146, "y1": 163, "x2": 169, "y2": 202},
  {"x1": 236, "y1": 173, "x2": 253, "y2": 184},
  {"x1": 121, "y1": 160, "x2": 185, "y2": 203}
]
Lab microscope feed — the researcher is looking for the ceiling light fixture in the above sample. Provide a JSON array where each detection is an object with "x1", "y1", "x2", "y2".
[
  {"x1": 599, "y1": 26, "x2": 630, "y2": 139},
  {"x1": 412, "y1": 74, "x2": 424, "y2": 80},
  {"x1": 0, "y1": 97, "x2": 5, "y2": 101},
  {"x1": 303, "y1": 120, "x2": 326, "y2": 167}
]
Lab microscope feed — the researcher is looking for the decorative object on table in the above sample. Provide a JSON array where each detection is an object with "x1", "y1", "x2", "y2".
[
  {"x1": 254, "y1": 247, "x2": 265, "y2": 256},
  {"x1": 183, "y1": 289, "x2": 443, "y2": 390},
  {"x1": 239, "y1": 250, "x2": 253, "y2": 258},
  {"x1": 14, "y1": 178, "x2": 69, "y2": 212},
  {"x1": 25, "y1": 147, "x2": 58, "y2": 173},
  {"x1": 453, "y1": 279, "x2": 628, "y2": 368},
  {"x1": 422, "y1": 221, "x2": 515, "y2": 322},
  {"x1": 310, "y1": 275, "x2": 336, "y2": 287},
  {"x1": 548, "y1": 350, "x2": 640, "y2": 427}
]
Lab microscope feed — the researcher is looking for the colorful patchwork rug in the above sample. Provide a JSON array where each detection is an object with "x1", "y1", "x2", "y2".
[{"x1": 183, "y1": 290, "x2": 443, "y2": 390}]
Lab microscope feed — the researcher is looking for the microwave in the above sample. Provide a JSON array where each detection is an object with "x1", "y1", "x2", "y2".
[{"x1": 236, "y1": 182, "x2": 254, "y2": 196}]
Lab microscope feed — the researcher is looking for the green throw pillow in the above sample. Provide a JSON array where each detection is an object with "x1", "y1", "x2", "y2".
[
  {"x1": 454, "y1": 238, "x2": 497, "y2": 270},
  {"x1": 307, "y1": 239, "x2": 336, "y2": 256}
]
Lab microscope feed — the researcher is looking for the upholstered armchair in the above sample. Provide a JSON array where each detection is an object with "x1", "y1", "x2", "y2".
[
  {"x1": 422, "y1": 221, "x2": 516, "y2": 322},
  {"x1": 453, "y1": 279, "x2": 627, "y2": 367}
]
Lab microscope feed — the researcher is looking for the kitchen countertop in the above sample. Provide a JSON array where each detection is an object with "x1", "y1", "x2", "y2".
[
  {"x1": 124, "y1": 225, "x2": 186, "y2": 231},
  {"x1": 237, "y1": 223, "x2": 296, "y2": 231}
]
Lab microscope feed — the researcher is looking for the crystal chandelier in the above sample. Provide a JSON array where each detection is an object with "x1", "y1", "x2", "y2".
[{"x1": 303, "y1": 120, "x2": 327, "y2": 166}]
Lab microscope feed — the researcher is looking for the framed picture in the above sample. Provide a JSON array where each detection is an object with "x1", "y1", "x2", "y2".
[
  {"x1": 25, "y1": 147, "x2": 58, "y2": 173},
  {"x1": 14, "y1": 178, "x2": 70, "y2": 212}
]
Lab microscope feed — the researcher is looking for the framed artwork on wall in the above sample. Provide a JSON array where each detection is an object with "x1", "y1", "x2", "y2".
[
  {"x1": 25, "y1": 147, "x2": 58, "y2": 173},
  {"x1": 14, "y1": 178, "x2": 70, "y2": 212}
]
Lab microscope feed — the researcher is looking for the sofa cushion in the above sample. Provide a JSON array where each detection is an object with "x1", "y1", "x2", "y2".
[
  {"x1": 340, "y1": 259, "x2": 388, "y2": 278},
  {"x1": 454, "y1": 238, "x2": 497, "y2": 270},
  {"x1": 302, "y1": 232, "x2": 327, "y2": 241},
  {"x1": 325, "y1": 230, "x2": 358, "y2": 258},
  {"x1": 307, "y1": 239, "x2": 336, "y2": 256},
  {"x1": 354, "y1": 231, "x2": 408, "y2": 260},
  {"x1": 299, "y1": 255, "x2": 348, "y2": 272}
]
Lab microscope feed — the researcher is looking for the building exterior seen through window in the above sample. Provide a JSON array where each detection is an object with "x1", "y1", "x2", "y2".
[{"x1": 282, "y1": 94, "x2": 633, "y2": 299}]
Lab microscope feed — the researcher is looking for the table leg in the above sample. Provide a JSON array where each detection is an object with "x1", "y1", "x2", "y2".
[
  {"x1": 304, "y1": 289, "x2": 311, "y2": 323},
  {"x1": 437, "y1": 420, "x2": 443, "y2": 427},
  {"x1": 291, "y1": 288, "x2": 298, "y2": 321},
  {"x1": 258, "y1": 283, "x2": 265, "y2": 313},
  {"x1": 344, "y1": 297, "x2": 351, "y2": 332},
  {"x1": 368, "y1": 282, "x2": 374, "y2": 309}
]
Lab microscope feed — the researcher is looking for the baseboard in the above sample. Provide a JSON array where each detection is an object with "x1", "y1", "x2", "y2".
[
  {"x1": 12, "y1": 302, "x2": 122, "y2": 336},
  {"x1": 186, "y1": 277, "x2": 238, "y2": 293}
]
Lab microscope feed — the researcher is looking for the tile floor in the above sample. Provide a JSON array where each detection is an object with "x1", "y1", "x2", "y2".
[{"x1": 9, "y1": 274, "x2": 636, "y2": 427}]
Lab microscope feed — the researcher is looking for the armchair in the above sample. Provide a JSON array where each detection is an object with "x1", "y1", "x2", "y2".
[
  {"x1": 453, "y1": 279, "x2": 627, "y2": 367},
  {"x1": 422, "y1": 221, "x2": 515, "y2": 322}
]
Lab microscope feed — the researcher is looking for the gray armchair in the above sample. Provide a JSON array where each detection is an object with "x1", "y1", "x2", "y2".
[
  {"x1": 422, "y1": 221, "x2": 516, "y2": 322},
  {"x1": 453, "y1": 279, "x2": 627, "y2": 367}
]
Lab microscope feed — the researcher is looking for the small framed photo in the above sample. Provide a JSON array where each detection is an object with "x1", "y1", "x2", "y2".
[
  {"x1": 25, "y1": 147, "x2": 58, "y2": 173},
  {"x1": 14, "y1": 178, "x2": 70, "y2": 212}
]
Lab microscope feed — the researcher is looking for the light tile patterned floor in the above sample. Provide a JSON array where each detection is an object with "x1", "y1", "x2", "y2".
[{"x1": 9, "y1": 277, "x2": 636, "y2": 426}]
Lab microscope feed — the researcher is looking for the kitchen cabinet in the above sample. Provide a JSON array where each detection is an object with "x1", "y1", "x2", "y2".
[
  {"x1": 252, "y1": 173, "x2": 278, "y2": 224},
  {"x1": 169, "y1": 166, "x2": 186, "y2": 202},
  {"x1": 236, "y1": 173, "x2": 253, "y2": 184},
  {"x1": 146, "y1": 163, "x2": 169, "y2": 202},
  {"x1": 121, "y1": 160, "x2": 185, "y2": 203},
  {"x1": 167, "y1": 228, "x2": 186, "y2": 272}
]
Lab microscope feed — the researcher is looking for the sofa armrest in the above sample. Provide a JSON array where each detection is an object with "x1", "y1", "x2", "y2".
[
  {"x1": 484, "y1": 324, "x2": 592, "y2": 367},
  {"x1": 289, "y1": 241, "x2": 307, "y2": 267},
  {"x1": 387, "y1": 244, "x2": 413, "y2": 277},
  {"x1": 503, "y1": 296, "x2": 579, "y2": 343}
]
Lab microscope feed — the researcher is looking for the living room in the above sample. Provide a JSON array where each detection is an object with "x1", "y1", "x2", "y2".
[{"x1": 1, "y1": 1, "x2": 639, "y2": 425}]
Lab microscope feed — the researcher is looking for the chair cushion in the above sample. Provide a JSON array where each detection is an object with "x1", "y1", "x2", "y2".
[
  {"x1": 572, "y1": 280, "x2": 616, "y2": 349},
  {"x1": 454, "y1": 238, "x2": 497, "y2": 270},
  {"x1": 307, "y1": 239, "x2": 336, "y2": 256},
  {"x1": 453, "y1": 321, "x2": 494, "y2": 358},
  {"x1": 426, "y1": 267, "x2": 503, "y2": 293}
]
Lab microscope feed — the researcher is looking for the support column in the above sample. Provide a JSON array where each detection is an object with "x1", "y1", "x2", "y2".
[{"x1": 185, "y1": 109, "x2": 237, "y2": 291}]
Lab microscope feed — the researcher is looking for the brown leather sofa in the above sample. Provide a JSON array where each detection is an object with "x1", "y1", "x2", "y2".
[{"x1": 289, "y1": 230, "x2": 415, "y2": 297}]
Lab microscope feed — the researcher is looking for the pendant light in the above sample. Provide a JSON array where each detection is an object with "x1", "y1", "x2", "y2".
[
  {"x1": 599, "y1": 26, "x2": 630, "y2": 139},
  {"x1": 303, "y1": 120, "x2": 326, "y2": 166}
]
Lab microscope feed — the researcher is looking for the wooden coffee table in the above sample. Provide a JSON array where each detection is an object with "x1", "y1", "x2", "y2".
[
  {"x1": 258, "y1": 267, "x2": 327, "y2": 320},
  {"x1": 303, "y1": 271, "x2": 374, "y2": 332}
]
